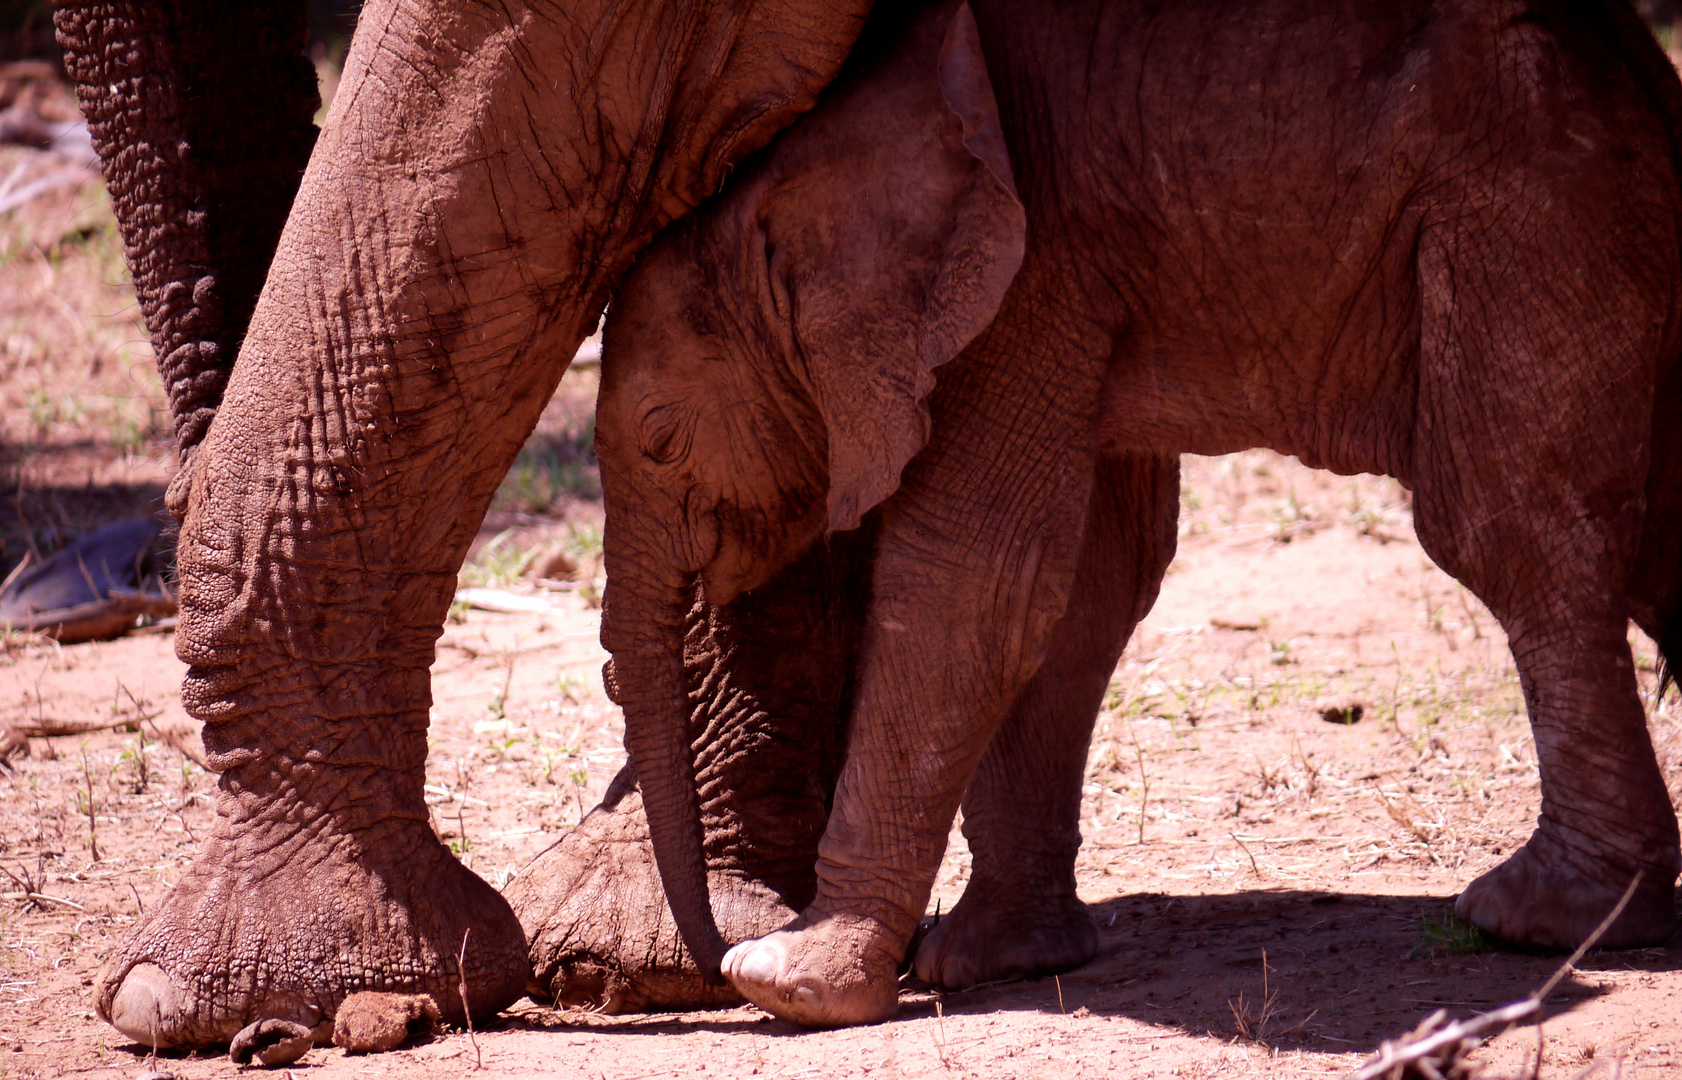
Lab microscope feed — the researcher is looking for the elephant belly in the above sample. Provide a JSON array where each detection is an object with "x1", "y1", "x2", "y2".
[{"x1": 1061, "y1": 0, "x2": 1517, "y2": 482}]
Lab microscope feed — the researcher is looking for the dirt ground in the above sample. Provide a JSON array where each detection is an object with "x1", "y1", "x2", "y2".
[{"x1": 3, "y1": 64, "x2": 1682, "y2": 1080}]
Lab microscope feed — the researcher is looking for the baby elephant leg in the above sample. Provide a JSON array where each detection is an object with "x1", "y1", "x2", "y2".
[{"x1": 916, "y1": 452, "x2": 1179, "y2": 989}]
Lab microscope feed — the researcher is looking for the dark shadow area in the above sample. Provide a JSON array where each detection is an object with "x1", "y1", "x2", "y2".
[
  {"x1": 507, "y1": 888, "x2": 1679, "y2": 1054},
  {"x1": 0, "y1": 442, "x2": 171, "y2": 580},
  {"x1": 915, "y1": 888, "x2": 1679, "y2": 1054}
]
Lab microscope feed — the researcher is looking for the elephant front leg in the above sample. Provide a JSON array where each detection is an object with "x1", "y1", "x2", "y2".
[
  {"x1": 916, "y1": 451, "x2": 1179, "y2": 990},
  {"x1": 97, "y1": 688, "x2": 529, "y2": 1047},
  {"x1": 722, "y1": 320, "x2": 1110, "y2": 1026}
]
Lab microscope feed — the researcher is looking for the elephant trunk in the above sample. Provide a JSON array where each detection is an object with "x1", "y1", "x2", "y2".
[
  {"x1": 54, "y1": 1, "x2": 320, "y2": 517},
  {"x1": 601, "y1": 549, "x2": 728, "y2": 982}
]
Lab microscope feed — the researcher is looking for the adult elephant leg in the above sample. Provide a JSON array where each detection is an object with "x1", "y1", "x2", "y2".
[
  {"x1": 915, "y1": 451, "x2": 1178, "y2": 990},
  {"x1": 92, "y1": 0, "x2": 869, "y2": 1049},
  {"x1": 1410, "y1": 171, "x2": 1681, "y2": 949},
  {"x1": 53, "y1": 1, "x2": 320, "y2": 501},
  {"x1": 722, "y1": 300, "x2": 1111, "y2": 1026},
  {"x1": 510, "y1": 523, "x2": 874, "y2": 1012}
]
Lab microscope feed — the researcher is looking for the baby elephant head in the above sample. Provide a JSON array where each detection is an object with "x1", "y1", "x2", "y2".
[
  {"x1": 595, "y1": 0, "x2": 1026, "y2": 979},
  {"x1": 598, "y1": 0, "x2": 1025, "y2": 607}
]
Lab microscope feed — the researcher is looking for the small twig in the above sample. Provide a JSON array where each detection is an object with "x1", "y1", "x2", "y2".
[
  {"x1": 0, "y1": 550, "x2": 33, "y2": 594},
  {"x1": 7, "y1": 711, "x2": 159, "y2": 737},
  {"x1": 1, "y1": 891, "x2": 85, "y2": 911},
  {"x1": 458, "y1": 929, "x2": 481, "y2": 1070},
  {"x1": 127, "y1": 881, "x2": 144, "y2": 915},
  {"x1": 0, "y1": 164, "x2": 91, "y2": 215},
  {"x1": 1346, "y1": 873, "x2": 1643, "y2": 1080},
  {"x1": 1231, "y1": 832, "x2": 1261, "y2": 877},
  {"x1": 933, "y1": 996, "x2": 952, "y2": 1069},
  {"x1": 1055, "y1": 975, "x2": 1065, "y2": 1014},
  {"x1": 79, "y1": 743, "x2": 98, "y2": 862},
  {"x1": 1131, "y1": 730, "x2": 1150, "y2": 845},
  {"x1": 143, "y1": 719, "x2": 209, "y2": 771}
]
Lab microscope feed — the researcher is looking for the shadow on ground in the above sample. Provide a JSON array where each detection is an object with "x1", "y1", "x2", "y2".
[
  {"x1": 0, "y1": 441, "x2": 170, "y2": 576},
  {"x1": 510, "y1": 889, "x2": 1681, "y2": 1057}
]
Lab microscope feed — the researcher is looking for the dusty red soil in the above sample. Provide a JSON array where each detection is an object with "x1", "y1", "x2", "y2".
[{"x1": 3, "y1": 453, "x2": 1681, "y2": 1079}]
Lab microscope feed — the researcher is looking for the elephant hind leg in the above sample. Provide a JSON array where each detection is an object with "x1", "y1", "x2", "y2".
[
  {"x1": 1409, "y1": 184, "x2": 1681, "y2": 950},
  {"x1": 915, "y1": 451, "x2": 1179, "y2": 990}
]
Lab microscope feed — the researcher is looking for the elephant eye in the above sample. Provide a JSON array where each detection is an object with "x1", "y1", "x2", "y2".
[{"x1": 641, "y1": 403, "x2": 690, "y2": 465}]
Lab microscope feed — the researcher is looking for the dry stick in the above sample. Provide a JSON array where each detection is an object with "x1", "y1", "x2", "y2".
[
  {"x1": 0, "y1": 164, "x2": 91, "y2": 215},
  {"x1": 7, "y1": 710, "x2": 160, "y2": 737},
  {"x1": 0, "y1": 891, "x2": 85, "y2": 911},
  {"x1": 141, "y1": 718, "x2": 209, "y2": 771},
  {"x1": 1231, "y1": 832, "x2": 1262, "y2": 877},
  {"x1": 1132, "y1": 731, "x2": 1150, "y2": 845},
  {"x1": 933, "y1": 997, "x2": 952, "y2": 1069},
  {"x1": 1346, "y1": 872, "x2": 1644, "y2": 1080},
  {"x1": 457, "y1": 929, "x2": 481, "y2": 1070},
  {"x1": 0, "y1": 550, "x2": 33, "y2": 594},
  {"x1": 79, "y1": 743, "x2": 98, "y2": 862}
]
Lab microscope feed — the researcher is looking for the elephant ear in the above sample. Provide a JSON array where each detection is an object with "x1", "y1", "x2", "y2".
[{"x1": 760, "y1": 0, "x2": 1025, "y2": 533}]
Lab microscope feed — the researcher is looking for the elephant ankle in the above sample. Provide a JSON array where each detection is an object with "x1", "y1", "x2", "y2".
[
  {"x1": 1535, "y1": 813, "x2": 1681, "y2": 885},
  {"x1": 963, "y1": 849, "x2": 1080, "y2": 902}
]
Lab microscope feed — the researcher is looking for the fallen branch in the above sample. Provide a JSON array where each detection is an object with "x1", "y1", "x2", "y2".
[
  {"x1": 1, "y1": 591, "x2": 176, "y2": 645},
  {"x1": 0, "y1": 162, "x2": 91, "y2": 215},
  {"x1": 1347, "y1": 873, "x2": 1643, "y2": 1080},
  {"x1": 4, "y1": 709, "x2": 161, "y2": 737},
  {"x1": 0, "y1": 891, "x2": 85, "y2": 911}
]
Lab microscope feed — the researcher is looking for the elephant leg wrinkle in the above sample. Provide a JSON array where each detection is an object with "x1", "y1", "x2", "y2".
[
  {"x1": 918, "y1": 452, "x2": 1179, "y2": 990},
  {"x1": 66, "y1": 0, "x2": 873, "y2": 1045},
  {"x1": 94, "y1": 726, "x2": 529, "y2": 1048}
]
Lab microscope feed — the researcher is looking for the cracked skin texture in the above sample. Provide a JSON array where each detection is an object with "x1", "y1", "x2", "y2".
[
  {"x1": 594, "y1": 0, "x2": 1682, "y2": 1026},
  {"x1": 64, "y1": 0, "x2": 875, "y2": 1049}
]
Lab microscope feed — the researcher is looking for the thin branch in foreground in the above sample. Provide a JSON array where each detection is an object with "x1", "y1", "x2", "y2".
[
  {"x1": 457, "y1": 929, "x2": 481, "y2": 1070},
  {"x1": 5, "y1": 710, "x2": 160, "y2": 737},
  {"x1": 1346, "y1": 873, "x2": 1643, "y2": 1080}
]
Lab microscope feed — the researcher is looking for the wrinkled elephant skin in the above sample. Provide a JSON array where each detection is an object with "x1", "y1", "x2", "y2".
[
  {"x1": 63, "y1": 0, "x2": 873, "y2": 1049},
  {"x1": 597, "y1": 0, "x2": 1682, "y2": 1025}
]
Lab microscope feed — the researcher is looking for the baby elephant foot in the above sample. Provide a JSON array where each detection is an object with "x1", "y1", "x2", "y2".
[
  {"x1": 1456, "y1": 831, "x2": 1677, "y2": 950},
  {"x1": 97, "y1": 817, "x2": 527, "y2": 1049},
  {"x1": 723, "y1": 909, "x2": 902, "y2": 1027},
  {"x1": 913, "y1": 885, "x2": 1097, "y2": 990}
]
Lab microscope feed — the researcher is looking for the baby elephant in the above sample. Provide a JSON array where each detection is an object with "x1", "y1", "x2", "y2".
[{"x1": 595, "y1": 0, "x2": 1682, "y2": 1026}]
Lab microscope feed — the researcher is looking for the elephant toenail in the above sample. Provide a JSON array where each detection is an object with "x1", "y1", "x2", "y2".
[
  {"x1": 108, "y1": 963, "x2": 185, "y2": 1048},
  {"x1": 724, "y1": 940, "x2": 784, "y2": 989}
]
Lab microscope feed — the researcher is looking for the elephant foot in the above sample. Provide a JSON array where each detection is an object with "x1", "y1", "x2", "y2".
[
  {"x1": 722, "y1": 908, "x2": 901, "y2": 1027},
  {"x1": 509, "y1": 775, "x2": 803, "y2": 1012},
  {"x1": 912, "y1": 880, "x2": 1096, "y2": 989},
  {"x1": 96, "y1": 816, "x2": 527, "y2": 1049},
  {"x1": 1455, "y1": 830, "x2": 1677, "y2": 950}
]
